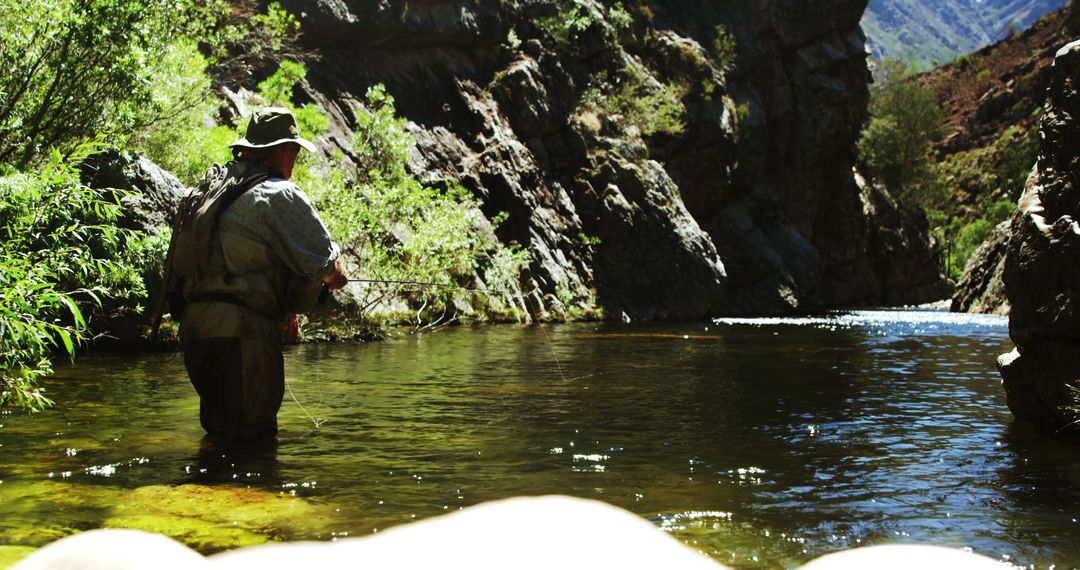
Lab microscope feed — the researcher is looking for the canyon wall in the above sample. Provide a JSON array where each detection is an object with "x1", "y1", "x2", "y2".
[
  {"x1": 261, "y1": 0, "x2": 948, "y2": 319},
  {"x1": 998, "y1": 38, "x2": 1080, "y2": 434}
]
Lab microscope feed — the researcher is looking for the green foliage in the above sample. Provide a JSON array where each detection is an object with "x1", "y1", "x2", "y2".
[
  {"x1": 711, "y1": 24, "x2": 737, "y2": 72},
  {"x1": 251, "y1": 60, "x2": 329, "y2": 160},
  {"x1": 580, "y1": 66, "x2": 686, "y2": 138},
  {"x1": 937, "y1": 126, "x2": 1036, "y2": 206},
  {"x1": 282, "y1": 81, "x2": 528, "y2": 323},
  {"x1": 128, "y1": 40, "x2": 235, "y2": 185},
  {"x1": 606, "y1": 3, "x2": 633, "y2": 31},
  {"x1": 505, "y1": 29, "x2": 522, "y2": 51},
  {"x1": 0, "y1": 0, "x2": 231, "y2": 169},
  {"x1": 0, "y1": 144, "x2": 145, "y2": 411},
  {"x1": 197, "y1": 0, "x2": 300, "y2": 64},
  {"x1": 126, "y1": 3, "x2": 303, "y2": 185},
  {"x1": 350, "y1": 84, "x2": 412, "y2": 186},
  {"x1": 578, "y1": 232, "x2": 602, "y2": 246},
  {"x1": 954, "y1": 218, "x2": 994, "y2": 269},
  {"x1": 535, "y1": 2, "x2": 596, "y2": 50},
  {"x1": 258, "y1": 60, "x2": 307, "y2": 107},
  {"x1": 857, "y1": 63, "x2": 944, "y2": 200},
  {"x1": 931, "y1": 126, "x2": 1035, "y2": 279},
  {"x1": 536, "y1": 0, "x2": 632, "y2": 51},
  {"x1": 249, "y1": 2, "x2": 301, "y2": 52},
  {"x1": 734, "y1": 102, "x2": 751, "y2": 126}
]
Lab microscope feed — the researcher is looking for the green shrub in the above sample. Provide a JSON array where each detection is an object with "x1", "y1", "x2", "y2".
[
  {"x1": 0, "y1": 145, "x2": 146, "y2": 411},
  {"x1": 126, "y1": 3, "x2": 303, "y2": 185},
  {"x1": 711, "y1": 24, "x2": 737, "y2": 72},
  {"x1": 319, "y1": 85, "x2": 521, "y2": 316},
  {"x1": 0, "y1": 0, "x2": 231, "y2": 169},
  {"x1": 128, "y1": 40, "x2": 236, "y2": 185},
  {"x1": 607, "y1": 3, "x2": 633, "y2": 31},
  {"x1": 262, "y1": 76, "x2": 529, "y2": 322},
  {"x1": 857, "y1": 65, "x2": 944, "y2": 201},
  {"x1": 535, "y1": 2, "x2": 596, "y2": 51},
  {"x1": 954, "y1": 218, "x2": 994, "y2": 269},
  {"x1": 580, "y1": 65, "x2": 686, "y2": 138}
]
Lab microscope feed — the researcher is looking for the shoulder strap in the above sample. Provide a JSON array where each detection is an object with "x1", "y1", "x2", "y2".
[{"x1": 214, "y1": 170, "x2": 274, "y2": 223}]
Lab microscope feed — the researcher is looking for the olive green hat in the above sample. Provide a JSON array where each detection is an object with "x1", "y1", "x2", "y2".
[{"x1": 230, "y1": 107, "x2": 316, "y2": 152}]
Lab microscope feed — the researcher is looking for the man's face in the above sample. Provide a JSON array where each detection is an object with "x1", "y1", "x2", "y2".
[
  {"x1": 274, "y1": 143, "x2": 301, "y2": 179},
  {"x1": 283, "y1": 143, "x2": 301, "y2": 179}
]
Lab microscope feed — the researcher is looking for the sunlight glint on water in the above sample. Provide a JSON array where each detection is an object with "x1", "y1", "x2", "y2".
[{"x1": 2, "y1": 310, "x2": 1080, "y2": 569}]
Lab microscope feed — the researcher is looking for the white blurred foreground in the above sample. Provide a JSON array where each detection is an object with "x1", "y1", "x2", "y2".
[{"x1": 11, "y1": 495, "x2": 1008, "y2": 569}]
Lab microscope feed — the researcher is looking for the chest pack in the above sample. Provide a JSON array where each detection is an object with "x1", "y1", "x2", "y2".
[{"x1": 150, "y1": 163, "x2": 272, "y2": 339}]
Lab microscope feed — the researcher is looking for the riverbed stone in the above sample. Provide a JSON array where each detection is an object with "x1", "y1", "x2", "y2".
[
  {"x1": 999, "y1": 39, "x2": 1080, "y2": 434},
  {"x1": 0, "y1": 546, "x2": 36, "y2": 568},
  {"x1": 9, "y1": 496, "x2": 1012, "y2": 569},
  {"x1": 0, "y1": 480, "x2": 125, "y2": 546},
  {"x1": 100, "y1": 484, "x2": 337, "y2": 551}
]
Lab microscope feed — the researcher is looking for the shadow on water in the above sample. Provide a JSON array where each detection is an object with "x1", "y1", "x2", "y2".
[
  {"x1": 179, "y1": 436, "x2": 282, "y2": 486},
  {"x1": 5, "y1": 310, "x2": 1080, "y2": 568}
]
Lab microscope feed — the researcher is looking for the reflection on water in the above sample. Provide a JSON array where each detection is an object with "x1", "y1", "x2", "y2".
[{"x1": 2, "y1": 310, "x2": 1080, "y2": 568}]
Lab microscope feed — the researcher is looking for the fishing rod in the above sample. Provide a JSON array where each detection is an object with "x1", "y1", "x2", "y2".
[{"x1": 346, "y1": 278, "x2": 493, "y2": 293}]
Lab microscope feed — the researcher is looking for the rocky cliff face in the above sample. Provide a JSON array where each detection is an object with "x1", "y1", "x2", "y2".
[
  {"x1": 919, "y1": 4, "x2": 1078, "y2": 315},
  {"x1": 998, "y1": 39, "x2": 1080, "y2": 434},
  {"x1": 262, "y1": 0, "x2": 947, "y2": 319},
  {"x1": 653, "y1": 0, "x2": 949, "y2": 312}
]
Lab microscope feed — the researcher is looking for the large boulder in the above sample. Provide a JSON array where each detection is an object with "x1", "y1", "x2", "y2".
[
  {"x1": 951, "y1": 219, "x2": 1011, "y2": 315},
  {"x1": 81, "y1": 150, "x2": 187, "y2": 345},
  {"x1": 998, "y1": 39, "x2": 1080, "y2": 434},
  {"x1": 81, "y1": 150, "x2": 186, "y2": 233},
  {"x1": 859, "y1": 173, "x2": 955, "y2": 306}
]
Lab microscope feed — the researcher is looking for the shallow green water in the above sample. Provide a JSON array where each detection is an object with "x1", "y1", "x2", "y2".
[{"x1": 2, "y1": 310, "x2": 1079, "y2": 568}]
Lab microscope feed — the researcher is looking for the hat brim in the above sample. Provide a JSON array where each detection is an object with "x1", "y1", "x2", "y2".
[{"x1": 230, "y1": 136, "x2": 317, "y2": 153}]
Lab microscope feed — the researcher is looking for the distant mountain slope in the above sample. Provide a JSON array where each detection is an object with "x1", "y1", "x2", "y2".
[{"x1": 863, "y1": 0, "x2": 1067, "y2": 70}]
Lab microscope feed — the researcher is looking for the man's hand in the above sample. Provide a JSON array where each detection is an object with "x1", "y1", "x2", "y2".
[
  {"x1": 323, "y1": 257, "x2": 348, "y2": 290},
  {"x1": 281, "y1": 313, "x2": 301, "y2": 343}
]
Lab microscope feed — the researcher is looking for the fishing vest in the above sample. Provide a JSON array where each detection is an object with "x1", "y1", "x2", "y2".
[{"x1": 167, "y1": 161, "x2": 323, "y2": 321}]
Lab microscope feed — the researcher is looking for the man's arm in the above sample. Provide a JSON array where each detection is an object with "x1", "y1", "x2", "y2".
[{"x1": 322, "y1": 257, "x2": 348, "y2": 290}]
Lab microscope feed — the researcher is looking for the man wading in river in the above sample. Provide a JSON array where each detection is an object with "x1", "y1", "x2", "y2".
[{"x1": 159, "y1": 107, "x2": 348, "y2": 440}]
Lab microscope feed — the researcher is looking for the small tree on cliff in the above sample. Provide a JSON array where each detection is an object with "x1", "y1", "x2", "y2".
[{"x1": 858, "y1": 60, "x2": 945, "y2": 207}]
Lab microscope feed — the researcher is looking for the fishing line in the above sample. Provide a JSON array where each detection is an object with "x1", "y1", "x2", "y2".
[
  {"x1": 286, "y1": 379, "x2": 328, "y2": 429},
  {"x1": 538, "y1": 324, "x2": 569, "y2": 383},
  {"x1": 352, "y1": 278, "x2": 581, "y2": 383}
]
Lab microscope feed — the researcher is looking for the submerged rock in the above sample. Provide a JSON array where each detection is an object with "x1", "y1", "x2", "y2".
[
  {"x1": 998, "y1": 39, "x2": 1080, "y2": 434},
  {"x1": 103, "y1": 484, "x2": 338, "y2": 551},
  {"x1": 0, "y1": 546, "x2": 36, "y2": 568},
  {"x1": 0, "y1": 480, "x2": 340, "y2": 555},
  {"x1": 10, "y1": 496, "x2": 1010, "y2": 570}
]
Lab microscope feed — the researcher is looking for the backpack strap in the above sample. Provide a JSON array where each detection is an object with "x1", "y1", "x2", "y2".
[{"x1": 150, "y1": 166, "x2": 277, "y2": 340}]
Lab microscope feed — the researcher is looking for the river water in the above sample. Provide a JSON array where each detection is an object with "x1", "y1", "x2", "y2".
[{"x1": 2, "y1": 310, "x2": 1079, "y2": 568}]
